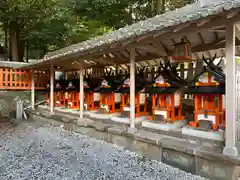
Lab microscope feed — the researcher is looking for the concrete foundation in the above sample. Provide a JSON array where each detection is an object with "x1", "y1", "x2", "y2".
[
  {"x1": 29, "y1": 108, "x2": 240, "y2": 180},
  {"x1": 182, "y1": 125, "x2": 224, "y2": 141},
  {"x1": 142, "y1": 120, "x2": 186, "y2": 131}
]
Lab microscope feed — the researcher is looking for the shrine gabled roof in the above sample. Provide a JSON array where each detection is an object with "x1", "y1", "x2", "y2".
[{"x1": 18, "y1": 0, "x2": 240, "y2": 70}]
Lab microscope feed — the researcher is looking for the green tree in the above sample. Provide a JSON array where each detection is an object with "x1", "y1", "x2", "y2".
[
  {"x1": 0, "y1": 0, "x2": 196, "y2": 61},
  {"x1": 0, "y1": 0, "x2": 56, "y2": 61}
]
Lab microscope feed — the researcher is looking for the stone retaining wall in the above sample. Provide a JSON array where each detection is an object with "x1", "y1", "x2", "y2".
[
  {"x1": 30, "y1": 110, "x2": 240, "y2": 180},
  {"x1": 0, "y1": 91, "x2": 45, "y2": 119}
]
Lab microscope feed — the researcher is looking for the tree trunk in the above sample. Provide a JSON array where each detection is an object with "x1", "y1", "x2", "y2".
[
  {"x1": 156, "y1": 0, "x2": 166, "y2": 15},
  {"x1": 151, "y1": 0, "x2": 156, "y2": 17},
  {"x1": 4, "y1": 22, "x2": 8, "y2": 61},
  {"x1": 9, "y1": 22, "x2": 19, "y2": 62},
  {"x1": 156, "y1": 0, "x2": 162, "y2": 15},
  {"x1": 18, "y1": 39, "x2": 25, "y2": 62},
  {"x1": 161, "y1": 0, "x2": 166, "y2": 13},
  {"x1": 25, "y1": 40, "x2": 29, "y2": 62}
]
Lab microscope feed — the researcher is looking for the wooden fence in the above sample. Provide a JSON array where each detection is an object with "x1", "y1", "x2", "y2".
[{"x1": 0, "y1": 68, "x2": 49, "y2": 90}]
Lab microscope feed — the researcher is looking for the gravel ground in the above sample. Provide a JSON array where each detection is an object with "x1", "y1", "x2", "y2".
[{"x1": 0, "y1": 121, "x2": 207, "y2": 180}]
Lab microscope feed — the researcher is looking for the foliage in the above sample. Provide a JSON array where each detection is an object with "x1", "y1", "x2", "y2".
[
  {"x1": 0, "y1": 23, "x2": 4, "y2": 45},
  {"x1": 0, "y1": 0, "x2": 195, "y2": 60}
]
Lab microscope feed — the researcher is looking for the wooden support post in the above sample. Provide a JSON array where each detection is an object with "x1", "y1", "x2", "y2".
[
  {"x1": 50, "y1": 65, "x2": 54, "y2": 113},
  {"x1": 223, "y1": 23, "x2": 238, "y2": 157},
  {"x1": 31, "y1": 69, "x2": 35, "y2": 110},
  {"x1": 128, "y1": 47, "x2": 137, "y2": 133},
  {"x1": 79, "y1": 68, "x2": 84, "y2": 120}
]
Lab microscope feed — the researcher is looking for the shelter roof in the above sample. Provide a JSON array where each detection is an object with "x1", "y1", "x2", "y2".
[{"x1": 18, "y1": 0, "x2": 240, "y2": 71}]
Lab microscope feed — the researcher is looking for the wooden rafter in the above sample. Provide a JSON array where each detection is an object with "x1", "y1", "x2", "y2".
[
  {"x1": 114, "y1": 51, "x2": 128, "y2": 60},
  {"x1": 197, "y1": 33, "x2": 212, "y2": 58},
  {"x1": 235, "y1": 25, "x2": 240, "y2": 55},
  {"x1": 135, "y1": 43, "x2": 168, "y2": 56},
  {"x1": 135, "y1": 49, "x2": 143, "y2": 57},
  {"x1": 122, "y1": 49, "x2": 130, "y2": 58},
  {"x1": 112, "y1": 52, "x2": 125, "y2": 61},
  {"x1": 192, "y1": 37, "x2": 229, "y2": 52},
  {"x1": 142, "y1": 13, "x2": 240, "y2": 45},
  {"x1": 213, "y1": 31, "x2": 225, "y2": 57}
]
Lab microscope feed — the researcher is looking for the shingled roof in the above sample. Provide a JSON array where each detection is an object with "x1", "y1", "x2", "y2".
[
  {"x1": 17, "y1": 0, "x2": 240, "y2": 71},
  {"x1": 43, "y1": 0, "x2": 240, "y2": 61}
]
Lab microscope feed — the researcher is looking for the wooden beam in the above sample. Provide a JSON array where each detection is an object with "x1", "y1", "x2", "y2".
[
  {"x1": 115, "y1": 51, "x2": 128, "y2": 59},
  {"x1": 213, "y1": 32, "x2": 225, "y2": 57},
  {"x1": 208, "y1": 27, "x2": 226, "y2": 32},
  {"x1": 95, "y1": 57, "x2": 116, "y2": 65},
  {"x1": 135, "y1": 44, "x2": 167, "y2": 56},
  {"x1": 197, "y1": 33, "x2": 212, "y2": 58},
  {"x1": 192, "y1": 37, "x2": 222, "y2": 52},
  {"x1": 135, "y1": 49, "x2": 143, "y2": 57},
  {"x1": 235, "y1": 24, "x2": 240, "y2": 41},
  {"x1": 197, "y1": 18, "x2": 211, "y2": 27},
  {"x1": 173, "y1": 23, "x2": 191, "y2": 32},
  {"x1": 142, "y1": 13, "x2": 240, "y2": 44},
  {"x1": 122, "y1": 49, "x2": 130, "y2": 57},
  {"x1": 143, "y1": 54, "x2": 153, "y2": 66}
]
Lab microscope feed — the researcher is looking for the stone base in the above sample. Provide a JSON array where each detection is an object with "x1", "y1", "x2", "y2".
[
  {"x1": 38, "y1": 105, "x2": 49, "y2": 110},
  {"x1": 223, "y1": 146, "x2": 238, "y2": 157},
  {"x1": 127, "y1": 127, "x2": 138, "y2": 134},
  {"x1": 38, "y1": 105, "x2": 97, "y2": 118},
  {"x1": 88, "y1": 111, "x2": 121, "y2": 120},
  {"x1": 84, "y1": 110, "x2": 98, "y2": 116},
  {"x1": 111, "y1": 116, "x2": 147, "y2": 125},
  {"x1": 182, "y1": 125, "x2": 224, "y2": 141},
  {"x1": 142, "y1": 120, "x2": 186, "y2": 131},
  {"x1": 121, "y1": 110, "x2": 129, "y2": 118}
]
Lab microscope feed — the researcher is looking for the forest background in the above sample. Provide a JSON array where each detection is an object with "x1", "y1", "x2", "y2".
[{"x1": 0, "y1": 0, "x2": 195, "y2": 62}]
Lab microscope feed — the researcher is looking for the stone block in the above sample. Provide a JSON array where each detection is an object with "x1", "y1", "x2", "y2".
[
  {"x1": 142, "y1": 120, "x2": 186, "y2": 131},
  {"x1": 88, "y1": 111, "x2": 120, "y2": 120},
  {"x1": 129, "y1": 140, "x2": 162, "y2": 161},
  {"x1": 182, "y1": 125, "x2": 224, "y2": 141},
  {"x1": 133, "y1": 130, "x2": 161, "y2": 145},
  {"x1": 162, "y1": 148, "x2": 195, "y2": 174},
  {"x1": 93, "y1": 122, "x2": 110, "y2": 132},
  {"x1": 108, "y1": 126, "x2": 126, "y2": 135},
  {"x1": 77, "y1": 119, "x2": 87, "y2": 127},
  {"x1": 160, "y1": 136, "x2": 200, "y2": 155},
  {"x1": 111, "y1": 116, "x2": 146, "y2": 125},
  {"x1": 121, "y1": 110, "x2": 129, "y2": 117},
  {"x1": 153, "y1": 114, "x2": 164, "y2": 121},
  {"x1": 196, "y1": 156, "x2": 239, "y2": 180},
  {"x1": 111, "y1": 134, "x2": 131, "y2": 149},
  {"x1": 198, "y1": 120, "x2": 212, "y2": 131},
  {"x1": 145, "y1": 143, "x2": 162, "y2": 161}
]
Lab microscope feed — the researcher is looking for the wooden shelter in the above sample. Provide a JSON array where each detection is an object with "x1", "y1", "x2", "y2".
[
  {"x1": 18, "y1": 0, "x2": 240, "y2": 157},
  {"x1": 185, "y1": 55, "x2": 225, "y2": 130},
  {"x1": 147, "y1": 63, "x2": 184, "y2": 122},
  {"x1": 116, "y1": 71, "x2": 148, "y2": 117}
]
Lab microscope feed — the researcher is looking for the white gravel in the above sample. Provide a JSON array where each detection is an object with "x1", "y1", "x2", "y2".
[{"x1": 0, "y1": 121, "x2": 207, "y2": 180}]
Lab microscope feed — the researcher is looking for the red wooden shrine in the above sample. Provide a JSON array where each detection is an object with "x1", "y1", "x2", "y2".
[
  {"x1": 189, "y1": 72, "x2": 224, "y2": 130},
  {"x1": 98, "y1": 79, "x2": 116, "y2": 113},
  {"x1": 120, "y1": 78, "x2": 147, "y2": 117}
]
